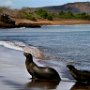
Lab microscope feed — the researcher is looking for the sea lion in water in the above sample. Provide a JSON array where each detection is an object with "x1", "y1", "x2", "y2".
[
  {"x1": 24, "y1": 53, "x2": 61, "y2": 81},
  {"x1": 67, "y1": 65, "x2": 90, "y2": 83}
]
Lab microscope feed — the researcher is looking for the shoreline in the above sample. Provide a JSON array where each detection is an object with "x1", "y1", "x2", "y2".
[
  {"x1": 0, "y1": 46, "x2": 90, "y2": 90},
  {"x1": 15, "y1": 19, "x2": 90, "y2": 25},
  {"x1": 0, "y1": 46, "x2": 76, "y2": 90},
  {"x1": 0, "y1": 19, "x2": 90, "y2": 28}
]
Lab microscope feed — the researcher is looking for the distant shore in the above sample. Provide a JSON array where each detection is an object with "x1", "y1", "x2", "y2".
[
  {"x1": 15, "y1": 19, "x2": 90, "y2": 25},
  {"x1": 0, "y1": 19, "x2": 90, "y2": 28}
]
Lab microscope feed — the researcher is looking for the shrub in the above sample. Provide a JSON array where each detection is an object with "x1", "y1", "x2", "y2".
[
  {"x1": 36, "y1": 9, "x2": 53, "y2": 20},
  {"x1": 24, "y1": 13, "x2": 36, "y2": 21},
  {"x1": 47, "y1": 14, "x2": 53, "y2": 20},
  {"x1": 59, "y1": 11, "x2": 74, "y2": 19},
  {"x1": 36, "y1": 9, "x2": 48, "y2": 19}
]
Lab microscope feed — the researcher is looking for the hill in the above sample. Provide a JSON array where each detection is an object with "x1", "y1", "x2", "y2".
[
  {"x1": 41, "y1": 2, "x2": 90, "y2": 14},
  {"x1": 0, "y1": 2, "x2": 90, "y2": 28}
]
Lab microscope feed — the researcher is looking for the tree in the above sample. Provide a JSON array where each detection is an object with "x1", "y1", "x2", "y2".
[
  {"x1": 36, "y1": 9, "x2": 48, "y2": 19},
  {"x1": 59, "y1": 11, "x2": 74, "y2": 19},
  {"x1": 36, "y1": 9, "x2": 53, "y2": 20},
  {"x1": 59, "y1": 11, "x2": 65, "y2": 16},
  {"x1": 46, "y1": 14, "x2": 53, "y2": 20}
]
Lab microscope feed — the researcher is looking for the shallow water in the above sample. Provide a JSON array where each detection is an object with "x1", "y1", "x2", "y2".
[{"x1": 0, "y1": 25, "x2": 90, "y2": 90}]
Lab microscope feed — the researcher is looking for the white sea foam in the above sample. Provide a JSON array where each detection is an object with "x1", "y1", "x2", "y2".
[
  {"x1": 0, "y1": 40, "x2": 44, "y2": 59},
  {"x1": 0, "y1": 41, "x2": 24, "y2": 51}
]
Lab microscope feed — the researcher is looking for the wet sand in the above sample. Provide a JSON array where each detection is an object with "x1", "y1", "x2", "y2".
[{"x1": 0, "y1": 46, "x2": 90, "y2": 90}]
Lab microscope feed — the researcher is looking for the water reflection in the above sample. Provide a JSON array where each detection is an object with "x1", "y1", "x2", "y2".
[
  {"x1": 57, "y1": 81, "x2": 75, "y2": 90},
  {"x1": 3, "y1": 79, "x2": 23, "y2": 90},
  {"x1": 71, "y1": 82, "x2": 90, "y2": 90},
  {"x1": 22, "y1": 80, "x2": 60, "y2": 90}
]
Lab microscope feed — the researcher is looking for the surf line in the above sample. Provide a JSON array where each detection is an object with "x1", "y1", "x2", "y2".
[{"x1": 0, "y1": 40, "x2": 44, "y2": 59}]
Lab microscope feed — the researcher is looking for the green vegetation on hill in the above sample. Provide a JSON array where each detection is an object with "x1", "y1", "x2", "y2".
[
  {"x1": 35, "y1": 9, "x2": 53, "y2": 20},
  {"x1": 20, "y1": 12, "x2": 36, "y2": 21},
  {"x1": 58, "y1": 11, "x2": 90, "y2": 20},
  {"x1": 58, "y1": 11, "x2": 74, "y2": 19},
  {"x1": 0, "y1": 7, "x2": 90, "y2": 21}
]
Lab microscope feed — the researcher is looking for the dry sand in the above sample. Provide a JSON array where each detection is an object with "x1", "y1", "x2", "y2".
[{"x1": 15, "y1": 19, "x2": 90, "y2": 25}]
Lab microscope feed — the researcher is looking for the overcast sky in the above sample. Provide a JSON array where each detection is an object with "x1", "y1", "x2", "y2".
[{"x1": 0, "y1": 0, "x2": 90, "y2": 8}]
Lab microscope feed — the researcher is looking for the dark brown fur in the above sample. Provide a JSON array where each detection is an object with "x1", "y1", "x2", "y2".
[
  {"x1": 67, "y1": 65, "x2": 90, "y2": 83},
  {"x1": 24, "y1": 53, "x2": 61, "y2": 81}
]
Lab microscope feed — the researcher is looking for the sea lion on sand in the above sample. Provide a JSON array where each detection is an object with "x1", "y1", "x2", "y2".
[
  {"x1": 24, "y1": 53, "x2": 61, "y2": 81},
  {"x1": 67, "y1": 65, "x2": 90, "y2": 83}
]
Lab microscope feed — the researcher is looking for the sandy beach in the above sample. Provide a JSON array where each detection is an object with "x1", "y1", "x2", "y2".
[
  {"x1": 0, "y1": 46, "x2": 90, "y2": 90},
  {"x1": 15, "y1": 19, "x2": 90, "y2": 25},
  {"x1": 0, "y1": 46, "x2": 75, "y2": 90},
  {"x1": 0, "y1": 18, "x2": 90, "y2": 28}
]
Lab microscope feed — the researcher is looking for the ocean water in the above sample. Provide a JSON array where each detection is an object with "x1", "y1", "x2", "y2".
[{"x1": 0, "y1": 25, "x2": 90, "y2": 90}]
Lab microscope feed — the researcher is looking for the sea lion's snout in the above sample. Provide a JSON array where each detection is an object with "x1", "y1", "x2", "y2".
[
  {"x1": 24, "y1": 53, "x2": 33, "y2": 59},
  {"x1": 67, "y1": 65, "x2": 71, "y2": 68},
  {"x1": 24, "y1": 52, "x2": 30, "y2": 57},
  {"x1": 24, "y1": 52, "x2": 29, "y2": 57},
  {"x1": 67, "y1": 65, "x2": 75, "y2": 70}
]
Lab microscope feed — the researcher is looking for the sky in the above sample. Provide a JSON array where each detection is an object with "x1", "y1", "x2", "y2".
[{"x1": 0, "y1": 0, "x2": 90, "y2": 8}]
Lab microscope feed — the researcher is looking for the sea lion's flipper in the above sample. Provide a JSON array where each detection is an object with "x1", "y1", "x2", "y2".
[{"x1": 32, "y1": 76, "x2": 38, "y2": 80}]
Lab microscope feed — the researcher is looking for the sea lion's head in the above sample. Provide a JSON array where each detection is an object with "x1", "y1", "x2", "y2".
[
  {"x1": 24, "y1": 53, "x2": 33, "y2": 60},
  {"x1": 67, "y1": 65, "x2": 75, "y2": 70}
]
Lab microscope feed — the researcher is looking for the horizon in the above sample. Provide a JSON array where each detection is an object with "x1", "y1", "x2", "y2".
[{"x1": 0, "y1": 0, "x2": 90, "y2": 9}]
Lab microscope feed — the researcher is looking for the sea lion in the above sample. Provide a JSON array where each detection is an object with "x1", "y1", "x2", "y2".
[
  {"x1": 67, "y1": 65, "x2": 90, "y2": 83},
  {"x1": 24, "y1": 53, "x2": 61, "y2": 81}
]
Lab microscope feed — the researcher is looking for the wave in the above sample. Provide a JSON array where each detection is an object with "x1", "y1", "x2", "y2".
[{"x1": 0, "y1": 40, "x2": 44, "y2": 59}]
